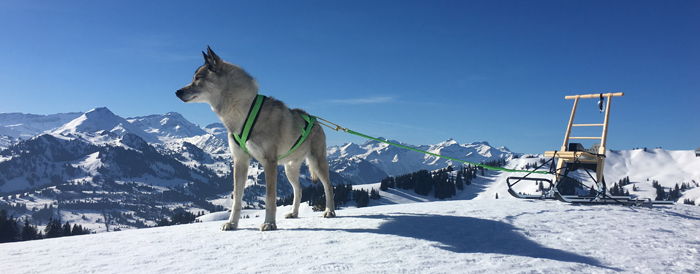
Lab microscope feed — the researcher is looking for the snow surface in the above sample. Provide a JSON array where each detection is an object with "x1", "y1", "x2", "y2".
[{"x1": 3, "y1": 197, "x2": 700, "y2": 274}]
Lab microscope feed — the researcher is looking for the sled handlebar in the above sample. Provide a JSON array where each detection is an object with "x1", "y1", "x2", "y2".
[{"x1": 565, "y1": 93, "x2": 624, "y2": 100}]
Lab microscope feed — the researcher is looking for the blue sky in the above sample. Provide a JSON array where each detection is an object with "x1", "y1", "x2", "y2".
[{"x1": 0, "y1": 0, "x2": 698, "y2": 154}]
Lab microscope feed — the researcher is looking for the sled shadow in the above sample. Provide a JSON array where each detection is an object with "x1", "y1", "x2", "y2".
[{"x1": 300, "y1": 213, "x2": 620, "y2": 271}]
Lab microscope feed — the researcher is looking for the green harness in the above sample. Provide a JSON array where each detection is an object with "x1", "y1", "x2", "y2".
[{"x1": 231, "y1": 94, "x2": 316, "y2": 160}]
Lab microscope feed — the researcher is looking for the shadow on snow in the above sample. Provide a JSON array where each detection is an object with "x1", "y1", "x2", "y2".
[{"x1": 295, "y1": 213, "x2": 620, "y2": 271}]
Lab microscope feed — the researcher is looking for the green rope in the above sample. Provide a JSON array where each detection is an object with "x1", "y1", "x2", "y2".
[{"x1": 345, "y1": 129, "x2": 550, "y2": 175}]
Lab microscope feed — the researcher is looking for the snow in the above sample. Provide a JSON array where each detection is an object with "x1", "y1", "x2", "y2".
[
  {"x1": 71, "y1": 152, "x2": 102, "y2": 175},
  {"x1": 52, "y1": 108, "x2": 159, "y2": 143},
  {"x1": 327, "y1": 138, "x2": 517, "y2": 177},
  {"x1": 3, "y1": 198, "x2": 700, "y2": 273},
  {"x1": 0, "y1": 112, "x2": 82, "y2": 139},
  {"x1": 127, "y1": 112, "x2": 208, "y2": 142}
]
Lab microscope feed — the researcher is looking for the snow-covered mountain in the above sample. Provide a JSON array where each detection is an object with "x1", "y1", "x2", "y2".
[
  {"x1": 52, "y1": 107, "x2": 160, "y2": 143},
  {"x1": 0, "y1": 112, "x2": 83, "y2": 149},
  {"x1": 202, "y1": 122, "x2": 228, "y2": 140},
  {"x1": 127, "y1": 112, "x2": 208, "y2": 142},
  {"x1": 327, "y1": 137, "x2": 518, "y2": 183},
  {"x1": 1, "y1": 108, "x2": 524, "y2": 187},
  {"x1": 0, "y1": 112, "x2": 83, "y2": 138},
  {"x1": 0, "y1": 133, "x2": 218, "y2": 193}
]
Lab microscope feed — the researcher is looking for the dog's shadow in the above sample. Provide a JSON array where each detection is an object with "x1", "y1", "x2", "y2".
[{"x1": 295, "y1": 213, "x2": 620, "y2": 271}]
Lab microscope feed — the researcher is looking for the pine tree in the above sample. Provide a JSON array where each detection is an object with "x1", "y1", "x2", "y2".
[
  {"x1": 380, "y1": 177, "x2": 390, "y2": 191},
  {"x1": 21, "y1": 218, "x2": 39, "y2": 241},
  {"x1": 71, "y1": 224, "x2": 83, "y2": 236},
  {"x1": 369, "y1": 188, "x2": 381, "y2": 200},
  {"x1": 455, "y1": 173, "x2": 464, "y2": 191},
  {"x1": 654, "y1": 182, "x2": 666, "y2": 201},
  {"x1": 62, "y1": 221, "x2": 72, "y2": 236},
  {"x1": 0, "y1": 210, "x2": 21, "y2": 243},
  {"x1": 44, "y1": 218, "x2": 63, "y2": 238}
]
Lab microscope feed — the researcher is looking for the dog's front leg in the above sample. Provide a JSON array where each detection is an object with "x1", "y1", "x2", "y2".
[
  {"x1": 221, "y1": 156, "x2": 250, "y2": 231},
  {"x1": 260, "y1": 160, "x2": 278, "y2": 231}
]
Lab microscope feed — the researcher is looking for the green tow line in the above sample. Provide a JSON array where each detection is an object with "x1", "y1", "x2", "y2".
[{"x1": 318, "y1": 117, "x2": 550, "y2": 175}]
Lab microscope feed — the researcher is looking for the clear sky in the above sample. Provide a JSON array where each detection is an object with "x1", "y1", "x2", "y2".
[{"x1": 0, "y1": 0, "x2": 698, "y2": 154}]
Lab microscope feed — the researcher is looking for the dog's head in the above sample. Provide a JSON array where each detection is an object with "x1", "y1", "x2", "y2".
[{"x1": 176, "y1": 46, "x2": 257, "y2": 108}]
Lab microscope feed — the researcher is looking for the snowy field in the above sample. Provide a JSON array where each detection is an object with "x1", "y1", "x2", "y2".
[{"x1": 3, "y1": 197, "x2": 699, "y2": 274}]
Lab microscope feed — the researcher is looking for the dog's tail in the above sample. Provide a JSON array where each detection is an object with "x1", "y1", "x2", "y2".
[{"x1": 306, "y1": 158, "x2": 319, "y2": 184}]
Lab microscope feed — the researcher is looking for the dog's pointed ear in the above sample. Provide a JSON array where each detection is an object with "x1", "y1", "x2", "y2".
[
  {"x1": 207, "y1": 46, "x2": 221, "y2": 62},
  {"x1": 203, "y1": 46, "x2": 220, "y2": 72}
]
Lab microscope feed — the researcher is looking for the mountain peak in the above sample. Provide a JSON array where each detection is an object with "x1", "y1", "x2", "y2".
[
  {"x1": 163, "y1": 112, "x2": 186, "y2": 119},
  {"x1": 53, "y1": 107, "x2": 159, "y2": 143},
  {"x1": 85, "y1": 107, "x2": 115, "y2": 116},
  {"x1": 127, "y1": 112, "x2": 207, "y2": 141},
  {"x1": 439, "y1": 138, "x2": 458, "y2": 146}
]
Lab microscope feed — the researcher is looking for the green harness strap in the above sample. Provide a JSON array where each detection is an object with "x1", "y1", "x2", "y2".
[
  {"x1": 278, "y1": 114, "x2": 316, "y2": 160},
  {"x1": 231, "y1": 94, "x2": 266, "y2": 155},
  {"x1": 231, "y1": 94, "x2": 315, "y2": 159}
]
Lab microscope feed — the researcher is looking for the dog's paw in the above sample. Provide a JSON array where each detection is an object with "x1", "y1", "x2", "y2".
[
  {"x1": 221, "y1": 222, "x2": 238, "y2": 231},
  {"x1": 284, "y1": 212, "x2": 298, "y2": 219},
  {"x1": 323, "y1": 210, "x2": 336, "y2": 218},
  {"x1": 260, "y1": 223, "x2": 277, "y2": 231}
]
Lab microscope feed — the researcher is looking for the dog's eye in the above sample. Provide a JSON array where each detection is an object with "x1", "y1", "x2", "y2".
[{"x1": 195, "y1": 75, "x2": 204, "y2": 81}]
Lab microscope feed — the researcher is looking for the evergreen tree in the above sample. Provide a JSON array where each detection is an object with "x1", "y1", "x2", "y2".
[
  {"x1": 44, "y1": 218, "x2": 63, "y2": 238},
  {"x1": 455, "y1": 173, "x2": 464, "y2": 191},
  {"x1": 71, "y1": 224, "x2": 85, "y2": 236},
  {"x1": 62, "y1": 221, "x2": 72, "y2": 236},
  {"x1": 157, "y1": 217, "x2": 171, "y2": 227},
  {"x1": 21, "y1": 218, "x2": 39, "y2": 241},
  {"x1": 0, "y1": 210, "x2": 21, "y2": 243},
  {"x1": 353, "y1": 189, "x2": 370, "y2": 208},
  {"x1": 369, "y1": 188, "x2": 381, "y2": 200},
  {"x1": 380, "y1": 177, "x2": 390, "y2": 191},
  {"x1": 653, "y1": 181, "x2": 666, "y2": 201}
]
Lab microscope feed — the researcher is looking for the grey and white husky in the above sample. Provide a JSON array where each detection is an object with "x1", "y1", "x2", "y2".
[{"x1": 176, "y1": 46, "x2": 335, "y2": 231}]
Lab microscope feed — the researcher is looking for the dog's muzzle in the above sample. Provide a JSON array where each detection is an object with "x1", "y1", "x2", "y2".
[{"x1": 176, "y1": 89, "x2": 195, "y2": 102}]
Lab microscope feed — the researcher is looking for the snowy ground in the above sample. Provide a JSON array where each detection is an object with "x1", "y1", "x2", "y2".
[{"x1": 3, "y1": 196, "x2": 700, "y2": 274}]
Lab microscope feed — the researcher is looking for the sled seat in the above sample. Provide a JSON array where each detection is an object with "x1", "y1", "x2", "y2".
[{"x1": 544, "y1": 151, "x2": 598, "y2": 163}]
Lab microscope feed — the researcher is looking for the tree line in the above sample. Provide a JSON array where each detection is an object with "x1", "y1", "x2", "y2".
[
  {"x1": 379, "y1": 165, "x2": 483, "y2": 199},
  {"x1": 277, "y1": 182, "x2": 381, "y2": 210},
  {"x1": 0, "y1": 209, "x2": 90, "y2": 244}
]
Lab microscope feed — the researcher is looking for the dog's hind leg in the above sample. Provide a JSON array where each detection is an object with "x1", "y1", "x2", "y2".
[
  {"x1": 308, "y1": 143, "x2": 336, "y2": 218},
  {"x1": 222, "y1": 154, "x2": 251, "y2": 231},
  {"x1": 260, "y1": 159, "x2": 278, "y2": 231},
  {"x1": 283, "y1": 161, "x2": 302, "y2": 219}
]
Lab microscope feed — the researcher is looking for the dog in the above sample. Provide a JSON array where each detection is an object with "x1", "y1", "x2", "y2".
[{"x1": 176, "y1": 46, "x2": 335, "y2": 231}]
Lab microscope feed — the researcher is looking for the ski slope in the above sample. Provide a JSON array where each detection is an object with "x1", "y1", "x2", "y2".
[{"x1": 3, "y1": 197, "x2": 699, "y2": 274}]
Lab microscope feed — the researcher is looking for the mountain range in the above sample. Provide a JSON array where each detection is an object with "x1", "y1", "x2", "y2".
[{"x1": 0, "y1": 107, "x2": 519, "y2": 191}]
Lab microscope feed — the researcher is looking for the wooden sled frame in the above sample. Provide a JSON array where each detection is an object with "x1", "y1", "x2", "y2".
[{"x1": 545, "y1": 92, "x2": 624, "y2": 195}]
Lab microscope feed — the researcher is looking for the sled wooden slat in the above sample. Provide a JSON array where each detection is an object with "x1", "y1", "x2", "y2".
[
  {"x1": 569, "y1": 136, "x2": 603, "y2": 140},
  {"x1": 572, "y1": 124, "x2": 605, "y2": 127}
]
